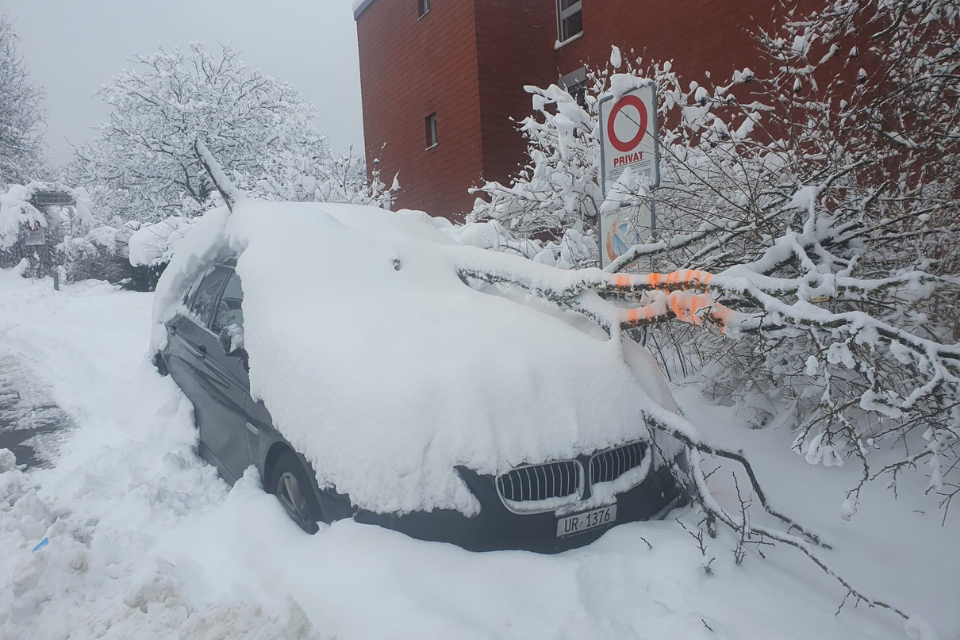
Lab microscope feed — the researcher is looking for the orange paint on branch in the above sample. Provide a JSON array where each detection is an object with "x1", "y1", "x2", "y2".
[
  {"x1": 623, "y1": 305, "x2": 664, "y2": 324},
  {"x1": 608, "y1": 269, "x2": 715, "y2": 293},
  {"x1": 667, "y1": 292, "x2": 713, "y2": 324},
  {"x1": 621, "y1": 290, "x2": 736, "y2": 333}
]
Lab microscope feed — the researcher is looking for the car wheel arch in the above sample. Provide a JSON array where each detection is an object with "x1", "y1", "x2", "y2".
[{"x1": 263, "y1": 441, "x2": 296, "y2": 487}]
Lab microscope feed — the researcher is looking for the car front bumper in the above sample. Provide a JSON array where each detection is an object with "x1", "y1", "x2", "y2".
[{"x1": 352, "y1": 457, "x2": 689, "y2": 553}]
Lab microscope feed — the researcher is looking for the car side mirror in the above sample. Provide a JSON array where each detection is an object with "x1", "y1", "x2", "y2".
[{"x1": 218, "y1": 324, "x2": 246, "y2": 358}]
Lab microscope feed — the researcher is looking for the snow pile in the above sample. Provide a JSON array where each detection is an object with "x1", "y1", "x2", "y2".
[
  {"x1": 0, "y1": 447, "x2": 315, "y2": 639},
  {"x1": 153, "y1": 202, "x2": 677, "y2": 515},
  {"x1": 0, "y1": 270, "x2": 318, "y2": 639}
]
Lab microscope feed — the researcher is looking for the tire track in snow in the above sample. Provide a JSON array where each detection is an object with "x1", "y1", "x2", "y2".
[{"x1": 0, "y1": 350, "x2": 74, "y2": 468}]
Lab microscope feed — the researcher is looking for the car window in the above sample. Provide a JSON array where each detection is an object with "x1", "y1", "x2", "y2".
[
  {"x1": 212, "y1": 271, "x2": 244, "y2": 334},
  {"x1": 189, "y1": 268, "x2": 231, "y2": 329},
  {"x1": 182, "y1": 274, "x2": 204, "y2": 308}
]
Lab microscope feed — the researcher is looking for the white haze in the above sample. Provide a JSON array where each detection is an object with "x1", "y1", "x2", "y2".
[{"x1": 4, "y1": 0, "x2": 365, "y2": 166}]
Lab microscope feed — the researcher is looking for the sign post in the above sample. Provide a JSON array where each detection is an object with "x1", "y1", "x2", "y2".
[{"x1": 598, "y1": 82, "x2": 659, "y2": 268}]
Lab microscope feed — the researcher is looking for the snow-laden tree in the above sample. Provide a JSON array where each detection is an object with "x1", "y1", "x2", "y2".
[
  {"x1": 72, "y1": 43, "x2": 376, "y2": 220},
  {"x1": 0, "y1": 14, "x2": 46, "y2": 186},
  {"x1": 470, "y1": 1, "x2": 960, "y2": 515}
]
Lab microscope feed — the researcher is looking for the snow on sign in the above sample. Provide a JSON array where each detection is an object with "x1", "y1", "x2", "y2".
[
  {"x1": 599, "y1": 83, "x2": 659, "y2": 193},
  {"x1": 24, "y1": 224, "x2": 46, "y2": 246}
]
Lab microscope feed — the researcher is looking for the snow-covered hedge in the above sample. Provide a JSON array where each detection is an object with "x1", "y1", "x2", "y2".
[
  {"x1": 128, "y1": 216, "x2": 196, "y2": 268},
  {"x1": 0, "y1": 182, "x2": 146, "y2": 283}
]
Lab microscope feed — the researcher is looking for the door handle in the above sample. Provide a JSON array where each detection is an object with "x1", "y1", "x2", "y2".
[{"x1": 184, "y1": 343, "x2": 206, "y2": 359}]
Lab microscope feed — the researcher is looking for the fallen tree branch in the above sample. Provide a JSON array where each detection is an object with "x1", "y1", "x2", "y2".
[
  {"x1": 686, "y1": 449, "x2": 909, "y2": 620},
  {"x1": 644, "y1": 412, "x2": 828, "y2": 547},
  {"x1": 194, "y1": 138, "x2": 245, "y2": 212}
]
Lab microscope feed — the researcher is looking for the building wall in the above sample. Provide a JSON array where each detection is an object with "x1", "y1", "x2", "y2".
[
  {"x1": 554, "y1": 0, "x2": 781, "y2": 82},
  {"x1": 356, "y1": 0, "x2": 485, "y2": 217},
  {"x1": 473, "y1": 0, "x2": 556, "y2": 195},
  {"x1": 356, "y1": 0, "x2": 793, "y2": 220}
]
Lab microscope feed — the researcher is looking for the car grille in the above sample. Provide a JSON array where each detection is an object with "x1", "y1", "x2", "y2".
[
  {"x1": 496, "y1": 460, "x2": 582, "y2": 503},
  {"x1": 590, "y1": 441, "x2": 646, "y2": 485}
]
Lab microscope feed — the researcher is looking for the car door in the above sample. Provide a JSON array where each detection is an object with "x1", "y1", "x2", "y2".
[
  {"x1": 192, "y1": 268, "x2": 252, "y2": 484},
  {"x1": 165, "y1": 268, "x2": 231, "y2": 409}
]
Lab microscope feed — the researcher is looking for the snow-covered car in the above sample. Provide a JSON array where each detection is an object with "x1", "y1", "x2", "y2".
[{"x1": 150, "y1": 200, "x2": 688, "y2": 552}]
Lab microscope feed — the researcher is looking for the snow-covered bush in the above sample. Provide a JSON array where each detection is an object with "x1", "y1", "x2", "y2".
[
  {"x1": 127, "y1": 216, "x2": 196, "y2": 268},
  {"x1": 0, "y1": 183, "x2": 47, "y2": 250},
  {"x1": 469, "y1": 1, "x2": 960, "y2": 513},
  {"x1": 467, "y1": 81, "x2": 602, "y2": 268},
  {"x1": 0, "y1": 182, "x2": 134, "y2": 282},
  {"x1": 234, "y1": 148, "x2": 396, "y2": 210}
]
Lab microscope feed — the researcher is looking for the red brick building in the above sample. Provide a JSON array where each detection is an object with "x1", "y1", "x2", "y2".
[{"x1": 354, "y1": 0, "x2": 781, "y2": 219}]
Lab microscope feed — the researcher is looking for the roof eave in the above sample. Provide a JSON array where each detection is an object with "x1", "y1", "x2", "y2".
[{"x1": 353, "y1": 0, "x2": 377, "y2": 20}]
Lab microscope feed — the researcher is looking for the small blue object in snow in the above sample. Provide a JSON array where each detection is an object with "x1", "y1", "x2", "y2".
[{"x1": 32, "y1": 537, "x2": 49, "y2": 552}]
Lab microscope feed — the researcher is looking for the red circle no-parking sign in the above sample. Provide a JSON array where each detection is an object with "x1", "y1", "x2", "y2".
[{"x1": 606, "y1": 94, "x2": 648, "y2": 153}]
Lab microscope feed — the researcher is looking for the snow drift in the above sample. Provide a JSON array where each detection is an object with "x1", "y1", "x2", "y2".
[{"x1": 152, "y1": 201, "x2": 678, "y2": 516}]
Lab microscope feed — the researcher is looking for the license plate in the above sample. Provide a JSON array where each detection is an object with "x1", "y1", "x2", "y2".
[{"x1": 556, "y1": 505, "x2": 617, "y2": 537}]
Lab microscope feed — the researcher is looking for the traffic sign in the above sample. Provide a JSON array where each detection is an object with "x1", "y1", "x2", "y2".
[
  {"x1": 598, "y1": 82, "x2": 659, "y2": 268},
  {"x1": 599, "y1": 83, "x2": 659, "y2": 193},
  {"x1": 600, "y1": 200, "x2": 655, "y2": 268}
]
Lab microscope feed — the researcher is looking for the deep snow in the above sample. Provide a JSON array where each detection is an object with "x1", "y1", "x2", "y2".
[{"x1": 1, "y1": 269, "x2": 957, "y2": 639}]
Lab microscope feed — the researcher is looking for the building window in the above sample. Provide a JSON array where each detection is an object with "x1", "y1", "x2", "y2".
[
  {"x1": 557, "y1": 0, "x2": 583, "y2": 43},
  {"x1": 559, "y1": 67, "x2": 587, "y2": 108},
  {"x1": 418, "y1": 0, "x2": 430, "y2": 18},
  {"x1": 425, "y1": 113, "x2": 438, "y2": 149}
]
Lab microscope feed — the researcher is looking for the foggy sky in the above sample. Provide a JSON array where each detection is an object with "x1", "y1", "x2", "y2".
[{"x1": 4, "y1": 0, "x2": 365, "y2": 166}]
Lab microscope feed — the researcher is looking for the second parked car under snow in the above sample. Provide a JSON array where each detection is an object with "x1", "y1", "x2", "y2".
[{"x1": 150, "y1": 200, "x2": 688, "y2": 552}]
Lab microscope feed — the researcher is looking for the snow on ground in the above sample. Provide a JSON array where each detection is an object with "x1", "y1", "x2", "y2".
[
  {"x1": 0, "y1": 269, "x2": 956, "y2": 639},
  {"x1": 0, "y1": 350, "x2": 75, "y2": 467}
]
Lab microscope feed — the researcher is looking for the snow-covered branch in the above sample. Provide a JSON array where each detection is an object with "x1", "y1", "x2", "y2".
[
  {"x1": 194, "y1": 139, "x2": 243, "y2": 211},
  {"x1": 464, "y1": 0, "x2": 960, "y2": 514}
]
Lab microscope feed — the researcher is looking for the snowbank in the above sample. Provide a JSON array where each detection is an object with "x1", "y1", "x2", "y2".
[{"x1": 153, "y1": 202, "x2": 677, "y2": 516}]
